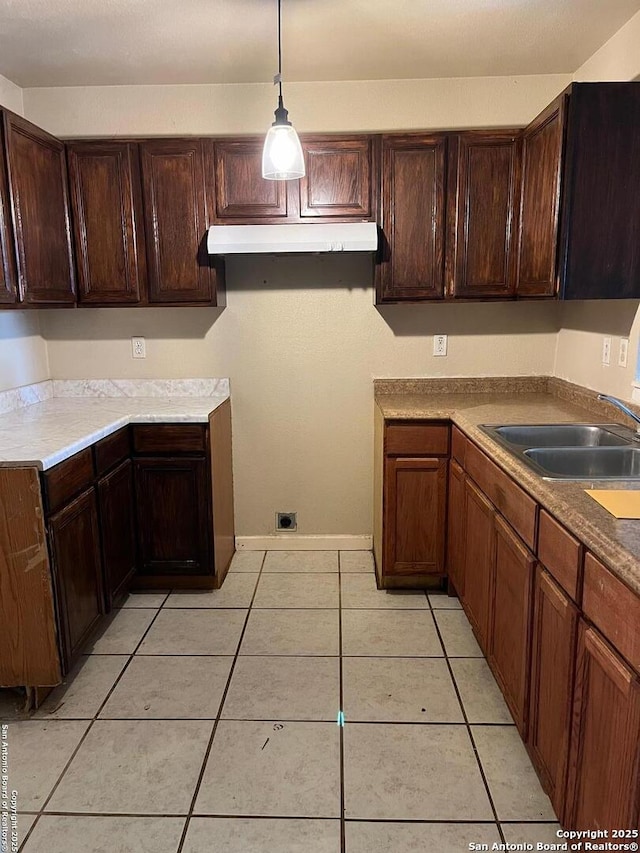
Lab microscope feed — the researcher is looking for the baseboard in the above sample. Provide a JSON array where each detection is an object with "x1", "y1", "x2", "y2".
[{"x1": 235, "y1": 534, "x2": 373, "y2": 551}]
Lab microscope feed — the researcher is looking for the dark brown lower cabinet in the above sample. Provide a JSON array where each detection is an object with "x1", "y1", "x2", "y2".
[
  {"x1": 528, "y1": 566, "x2": 578, "y2": 818},
  {"x1": 462, "y1": 477, "x2": 495, "y2": 653},
  {"x1": 49, "y1": 488, "x2": 104, "y2": 670},
  {"x1": 383, "y1": 456, "x2": 447, "y2": 576},
  {"x1": 488, "y1": 516, "x2": 535, "y2": 736},
  {"x1": 565, "y1": 621, "x2": 640, "y2": 831},
  {"x1": 97, "y1": 458, "x2": 137, "y2": 608},
  {"x1": 134, "y1": 457, "x2": 211, "y2": 575},
  {"x1": 447, "y1": 460, "x2": 466, "y2": 596}
]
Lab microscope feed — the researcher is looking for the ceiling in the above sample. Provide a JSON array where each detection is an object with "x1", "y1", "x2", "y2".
[{"x1": 0, "y1": 0, "x2": 639, "y2": 88}]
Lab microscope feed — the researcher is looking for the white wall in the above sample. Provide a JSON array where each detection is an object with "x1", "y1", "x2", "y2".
[
  {"x1": 0, "y1": 73, "x2": 23, "y2": 114},
  {"x1": 42, "y1": 259, "x2": 558, "y2": 536},
  {"x1": 0, "y1": 75, "x2": 50, "y2": 392},
  {"x1": 0, "y1": 313, "x2": 49, "y2": 392},
  {"x1": 22, "y1": 75, "x2": 570, "y2": 137},
  {"x1": 553, "y1": 9, "x2": 640, "y2": 403}
]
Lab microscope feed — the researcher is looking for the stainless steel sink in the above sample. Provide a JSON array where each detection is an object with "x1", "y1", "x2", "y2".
[
  {"x1": 524, "y1": 447, "x2": 640, "y2": 480},
  {"x1": 489, "y1": 424, "x2": 631, "y2": 448},
  {"x1": 479, "y1": 422, "x2": 640, "y2": 480}
]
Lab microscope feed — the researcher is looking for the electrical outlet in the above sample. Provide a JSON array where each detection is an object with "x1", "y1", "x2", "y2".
[
  {"x1": 433, "y1": 334, "x2": 448, "y2": 357},
  {"x1": 131, "y1": 337, "x2": 146, "y2": 359},
  {"x1": 602, "y1": 336, "x2": 611, "y2": 366},
  {"x1": 619, "y1": 338, "x2": 629, "y2": 368}
]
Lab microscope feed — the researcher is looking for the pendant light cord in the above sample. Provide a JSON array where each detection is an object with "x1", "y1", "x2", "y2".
[{"x1": 277, "y1": 0, "x2": 283, "y2": 100}]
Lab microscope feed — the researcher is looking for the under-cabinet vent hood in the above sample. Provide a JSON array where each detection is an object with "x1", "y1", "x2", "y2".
[{"x1": 207, "y1": 222, "x2": 378, "y2": 255}]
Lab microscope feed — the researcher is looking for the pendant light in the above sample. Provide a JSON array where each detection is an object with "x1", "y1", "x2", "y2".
[{"x1": 262, "y1": 0, "x2": 305, "y2": 180}]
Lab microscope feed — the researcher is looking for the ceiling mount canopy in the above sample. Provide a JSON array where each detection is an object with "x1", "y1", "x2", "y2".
[{"x1": 262, "y1": 0, "x2": 305, "y2": 181}]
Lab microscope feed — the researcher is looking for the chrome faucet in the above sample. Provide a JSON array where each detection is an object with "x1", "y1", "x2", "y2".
[{"x1": 597, "y1": 394, "x2": 640, "y2": 433}]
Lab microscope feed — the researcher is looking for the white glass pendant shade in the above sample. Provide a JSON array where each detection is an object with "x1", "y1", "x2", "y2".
[{"x1": 262, "y1": 122, "x2": 305, "y2": 180}]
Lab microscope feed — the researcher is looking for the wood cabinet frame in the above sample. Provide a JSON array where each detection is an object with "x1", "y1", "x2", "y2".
[
  {"x1": 67, "y1": 140, "x2": 147, "y2": 305},
  {"x1": 2, "y1": 111, "x2": 76, "y2": 306}
]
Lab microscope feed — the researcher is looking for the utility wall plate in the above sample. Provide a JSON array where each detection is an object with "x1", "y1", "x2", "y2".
[
  {"x1": 619, "y1": 338, "x2": 629, "y2": 368},
  {"x1": 276, "y1": 512, "x2": 297, "y2": 531},
  {"x1": 131, "y1": 337, "x2": 146, "y2": 359},
  {"x1": 433, "y1": 334, "x2": 448, "y2": 357}
]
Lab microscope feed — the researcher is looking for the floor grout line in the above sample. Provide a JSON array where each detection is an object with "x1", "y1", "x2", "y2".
[
  {"x1": 174, "y1": 551, "x2": 267, "y2": 853},
  {"x1": 15, "y1": 809, "x2": 556, "y2": 824},
  {"x1": 338, "y1": 552, "x2": 346, "y2": 853},
  {"x1": 427, "y1": 592, "x2": 506, "y2": 845},
  {"x1": 19, "y1": 715, "x2": 516, "y2": 725},
  {"x1": 18, "y1": 600, "x2": 171, "y2": 852}
]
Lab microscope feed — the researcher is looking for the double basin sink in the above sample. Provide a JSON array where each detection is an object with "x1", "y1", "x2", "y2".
[{"x1": 480, "y1": 424, "x2": 640, "y2": 480}]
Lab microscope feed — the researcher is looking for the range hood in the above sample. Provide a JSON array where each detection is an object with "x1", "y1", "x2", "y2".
[{"x1": 207, "y1": 222, "x2": 378, "y2": 255}]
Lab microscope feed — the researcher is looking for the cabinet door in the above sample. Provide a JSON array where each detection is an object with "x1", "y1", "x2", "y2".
[
  {"x1": 488, "y1": 516, "x2": 535, "y2": 735},
  {"x1": 516, "y1": 95, "x2": 567, "y2": 297},
  {"x1": 566, "y1": 621, "x2": 640, "y2": 831},
  {"x1": 383, "y1": 456, "x2": 447, "y2": 576},
  {"x1": 140, "y1": 138, "x2": 219, "y2": 304},
  {"x1": 447, "y1": 459, "x2": 466, "y2": 596},
  {"x1": 67, "y1": 141, "x2": 145, "y2": 305},
  {"x1": 297, "y1": 136, "x2": 375, "y2": 220},
  {"x1": 528, "y1": 566, "x2": 578, "y2": 818},
  {"x1": 0, "y1": 123, "x2": 17, "y2": 304},
  {"x1": 2, "y1": 112, "x2": 75, "y2": 305},
  {"x1": 462, "y1": 478, "x2": 495, "y2": 653},
  {"x1": 49, "y1": 488, "x2": 104, "y2": 670},
  {"x1": 134, "y1": 457, "x2": 211, "y2": 575},
  {"x1": 377, "y1": 134, "x2": 447, "y2": 302},
  {"x1": 212, "y1": 138, "x2": 288, "y2": 222},
  {"x1": 98, "y1": 459, "x2": 137, "y2": 608},
  {"x1": 560, "y1": 84, "x2": 640, "y2": 300},
  {"x1": 449, "y1": 131, "x2": 520, "y2": 299}
]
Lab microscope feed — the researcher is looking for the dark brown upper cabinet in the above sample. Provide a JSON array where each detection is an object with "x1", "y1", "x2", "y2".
[
  {"x1": 518, "y1": 83, "x2": 640, "y2": 300},
  {"x1": 210, "y1": 137, "x2": 288, "y2": 222},
  {"x1": 516, "y1": 94, "x2": 567, "y2": 297},
  {"x1": 140, "y1": 138, "x2": 224, "y2": 305},
  {"x1": 559, "y1": 83, "x2": 640, "y2": 300},
  {"x1": 210, "y1": 134, "x2": 375, "y2": 224},
  {"x1": 2, "y1": 111, "x2": 75, "y2": 306},
  {"x1": 296, "y1": 135, "x2": 376, "y2": 220},
  {"x1": 376, "y1": 133, "x2": 447, "y2": 303},
  {"x1": 0, "y1": 124, "x2": 17, "y2": 305},
  {"x1": 67, "y1": 141, "x2": 146, "y2": 305},
  {"x1": 447, "y1": 131, "x2": 521, "y2": 299}
]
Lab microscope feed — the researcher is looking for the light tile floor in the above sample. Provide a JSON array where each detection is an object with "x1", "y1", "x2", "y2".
[{"x1": 0, "y1": 550, "x2": 560, "y2": 852}]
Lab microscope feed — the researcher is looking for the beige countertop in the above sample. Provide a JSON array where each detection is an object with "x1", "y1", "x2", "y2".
[
  {"x1": 375, "y1": 377, "x2": 640, "y2": 597},
  {"x1": 0, "y1": 378, "x2": 230, "y2": 470}
]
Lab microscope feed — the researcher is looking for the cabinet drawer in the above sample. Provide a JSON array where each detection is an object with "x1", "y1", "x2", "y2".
[
  {"x1": 451, "y1": 426, "x2": 467, "y2": 466},
  {"x1": 385, "y1": 422, "x2": 449, "y2": 456},
  {"x1": 43, "y1": 447, "x2": 95, "y2": 514},
  {"x1": 465, "y1": 439, "x2": 537, "y2": 550},
  {"x1": 538, "y1": 510, "x2": 582, "y2": 601},
  {"x1": 583, "y1": 553, "x2": 640, "y2": 672},
  {"x1": 132, "y1": 424, "x2": 208, "y2": 454},
  {"x1": 94, "y1": 427, "x2": 130, "y2": 477}
]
